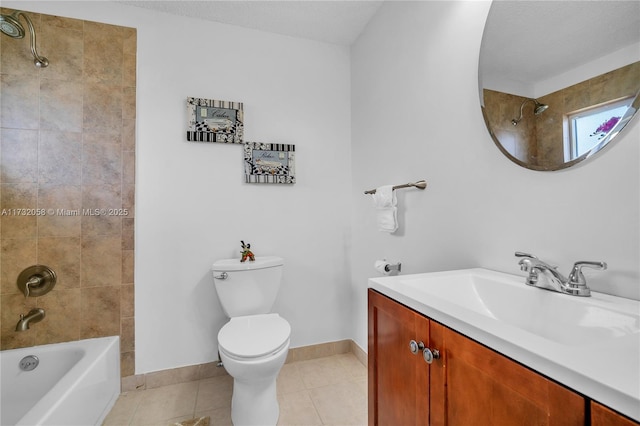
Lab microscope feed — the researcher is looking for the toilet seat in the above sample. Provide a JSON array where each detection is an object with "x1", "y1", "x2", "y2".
[{"x1": 218, "y1": 313, "x2": 291, "y2": 360}]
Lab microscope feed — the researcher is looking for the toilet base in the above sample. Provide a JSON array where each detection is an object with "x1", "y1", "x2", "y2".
[{"x1": 231, "y1": 377, "x2": 279, "y2": 426}]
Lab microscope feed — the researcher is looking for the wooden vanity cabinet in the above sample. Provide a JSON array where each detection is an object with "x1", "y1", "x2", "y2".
[
  {"x1": 368, "y1": 289, "x2": 585, "y2": 426},
  {"x1": 591, "y1": 402, "x2": 640, "y2": 426}
]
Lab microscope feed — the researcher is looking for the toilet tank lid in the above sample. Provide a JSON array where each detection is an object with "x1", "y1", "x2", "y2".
[{"x1": 212, "y1": 256, "x2": 284, "y2": 271}]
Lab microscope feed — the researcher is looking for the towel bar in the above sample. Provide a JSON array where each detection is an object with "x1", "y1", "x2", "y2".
[{"x1": 364, "y1": 180, "x2": 427, "y2": 194}]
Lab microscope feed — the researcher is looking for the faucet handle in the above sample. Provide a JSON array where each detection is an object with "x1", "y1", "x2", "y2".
[
  {"x1": 568, "y1": 261, "x2": 607, "y2": 286},
  {"x1": 515, "y1": 252, "x2": 538, "y2": 259},
  {"x1": 515, "y1": 252, "x2": 538, "y2": 272}
]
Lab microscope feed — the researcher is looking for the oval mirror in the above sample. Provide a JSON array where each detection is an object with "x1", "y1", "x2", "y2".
[{"x1": 479, "y1": 1, "x2": 640, "y2": 171}]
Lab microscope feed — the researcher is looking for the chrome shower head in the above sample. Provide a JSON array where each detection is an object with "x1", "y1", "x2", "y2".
[
  {"x1": 533, "y1": 101, "x2": 548, "y2": 115},
  {"x1": 511, "y1": 99, "x2": 548, "y2": 126},
  {"x1": 0, "y1": 11, "x2": 48, "y2": 68},
  {"x1": 0, "y1": 13, "x2": 25, "y2": 38}
]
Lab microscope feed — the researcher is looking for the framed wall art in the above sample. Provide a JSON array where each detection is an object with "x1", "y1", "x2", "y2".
[
  {"x1": 244, "y1": 142, "x2": 296, "y2": 184},
  {"x1": 186, "y1": 97, "x2": 244, "y2": 143}
]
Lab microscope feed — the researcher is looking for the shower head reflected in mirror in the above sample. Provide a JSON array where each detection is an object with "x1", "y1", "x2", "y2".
[
  {"x1": 511, "y1": 98, "x2": 548, "y2": 126},
  {"x1": 0, "y1": 11, "x2": 49, "y2": 67}
]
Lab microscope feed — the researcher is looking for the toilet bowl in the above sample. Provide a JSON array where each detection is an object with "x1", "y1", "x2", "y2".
[
  {"x1": 211, "y1": 257, "x2": 290, "y2": 426},
  {"x1": 217, "y1": 314, "x2": 291, "y2": 426}
]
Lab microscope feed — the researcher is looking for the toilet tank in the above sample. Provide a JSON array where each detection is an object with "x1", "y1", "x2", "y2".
[{"x1": 212, "y1": 256, "x2": 284, "y2": 318}]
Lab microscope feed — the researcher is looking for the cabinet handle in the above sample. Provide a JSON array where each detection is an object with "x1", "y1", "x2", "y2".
[
  {"x1": 422, "y1": 347, "x2": 440, "y2": 364},
  {"x1": 409, "y1": 340, "x2": 425, "y2": 355}
]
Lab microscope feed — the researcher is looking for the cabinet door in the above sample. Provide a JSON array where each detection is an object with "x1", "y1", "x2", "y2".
[
  {"x1": 441, "y1": 327, "x2": 584, "y2": 426},
  {"x1": 368, "y1": 289, "x2": 431, "y2": 426},
  {"x1": 591, "y1": 401, "x2": 640, "y2": 426}
]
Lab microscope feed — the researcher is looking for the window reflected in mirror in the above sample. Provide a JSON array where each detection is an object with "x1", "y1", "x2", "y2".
[{"x1": 567, "y1": 97, "x2": 633, "y2": 161}]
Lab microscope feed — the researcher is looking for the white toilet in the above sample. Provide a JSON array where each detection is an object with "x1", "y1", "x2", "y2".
[{"x1": 212, "y1": 256, "x2": 291, "y2": 426}]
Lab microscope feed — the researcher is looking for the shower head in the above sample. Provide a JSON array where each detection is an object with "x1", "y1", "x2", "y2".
[
  {"x1": 533, "y1": 101, "x2": 549, "y2": 115},
  {"x1": 0, "y1": 11, "x2": 48, "y2": 68},
  {"x1": 0, "y1": 13, "x2": 25, "y2": 38},
  {"x1": 511, "y1": 99, "x2": 548, "y2": 126}
]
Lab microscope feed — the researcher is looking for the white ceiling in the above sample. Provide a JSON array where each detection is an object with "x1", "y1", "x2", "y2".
[
  {"x1": 118, "y1": 0, "x2": 384, "y2": 46},
  {"x1": 120, "y1": 1, "x2": 639, "y2": 80}
]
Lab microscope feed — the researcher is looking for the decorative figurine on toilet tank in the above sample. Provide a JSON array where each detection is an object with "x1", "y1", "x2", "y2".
[{"x1": 240, "y1": 240, "x2": 255, "y2": 262}]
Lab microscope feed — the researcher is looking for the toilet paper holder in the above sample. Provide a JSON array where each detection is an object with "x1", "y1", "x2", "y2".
[
  {"x1": 384, "y1": 262, "x2": 401, "y2": 273},
  {"x1": 374, "y1": 260, "x2": 402, "y2": 276}
]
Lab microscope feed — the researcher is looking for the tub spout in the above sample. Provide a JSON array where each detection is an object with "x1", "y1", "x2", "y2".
[{"x1": 15, "y1": 308, "x2": 45, "y2": 331}]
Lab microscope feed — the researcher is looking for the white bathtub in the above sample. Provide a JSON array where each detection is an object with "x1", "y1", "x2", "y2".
[{"x1": 0, "y1": 336, "x2": 121, "y2": 426}]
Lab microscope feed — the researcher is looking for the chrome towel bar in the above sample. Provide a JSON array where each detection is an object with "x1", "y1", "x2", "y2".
[{"x1": 364, "y1": 180, "x2": 427, "y2": 195}]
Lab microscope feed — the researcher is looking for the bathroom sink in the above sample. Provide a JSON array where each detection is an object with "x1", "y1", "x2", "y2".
[{"x1": 372, "y1": 268, "x2": 640, "y2": 346}]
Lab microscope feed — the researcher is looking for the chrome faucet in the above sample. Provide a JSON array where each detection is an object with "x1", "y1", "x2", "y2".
[
  {"x1": 515, "y1": 252, "x2": 606, "y2": 297},
  {"x1": 15, "y1": 308, "x2": 45, "y2": 331}
]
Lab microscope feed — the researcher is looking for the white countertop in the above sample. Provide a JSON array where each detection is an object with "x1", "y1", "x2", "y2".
[{"x1": 368, "y1": 268, "x2": 640, "y2": 422}]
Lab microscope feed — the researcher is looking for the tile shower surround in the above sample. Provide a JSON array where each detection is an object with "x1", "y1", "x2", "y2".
[
  {"x1": 0, "y1": 9, "x2": 136, "y2": 376},
  {"x1": 483, "y1": 61, "x2": 640, "y2": 168}
]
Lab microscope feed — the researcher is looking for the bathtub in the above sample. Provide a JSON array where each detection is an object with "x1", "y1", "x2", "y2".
[{"x1": 0, "y1": 336, "x2": 121, "y2": 426}]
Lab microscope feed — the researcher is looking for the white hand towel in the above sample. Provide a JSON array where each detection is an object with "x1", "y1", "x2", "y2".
[{"x1": 371, "y1": 185, "x2": 398, "y2": 233}]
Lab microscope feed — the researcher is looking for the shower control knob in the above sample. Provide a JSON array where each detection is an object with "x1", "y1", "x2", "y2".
[
  {"x1": 409, "y1": 340, "x2": 425, "y2": 355},
  {"x1": 422, "y1": 347, "x2": 440, "y2": 364}
]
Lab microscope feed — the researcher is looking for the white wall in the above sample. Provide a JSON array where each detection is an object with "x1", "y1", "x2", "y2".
[
  {"x1": 350, "y1": 1, "x2": 640, "y2": 350},
  {"x1": 10, "y1": 1, "x2": 353, "y2": 374}
]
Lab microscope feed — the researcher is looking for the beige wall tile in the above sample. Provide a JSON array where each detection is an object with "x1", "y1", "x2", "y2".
[
  {"x1": 40, "y1": 79, "x2": 83, "y2": 131},
  {"x1": 83, "y1": 83, "x2": 123, "y2": 134},
  {"x1": 38, "y1": 131, "x2": 82, "y2": 185},
  {"x1": 84, "y1": 22, "x2": 123, "y2": 86},
  {"x1": 34, "y1": 288, "x2": 81, "y2": 345},
  {"x1": 0, "y1": 74, "x2": 40, "y2": 129},
  {"x1": 122, "y1": 184, "x2": 135, "y2": 219},
  {"x1": 121, "y1": 316, "x2": 135, "y2": 352},
  {"x1": 122, "y1": 27, "x2": 137, "y2": 56},
  {"x1": 81, "y1": 236, "x2": 122, "y2": 287},
  {"x1": 121, "y1": 283, "x2": 134, "y2": 317},
  {"x1": 122, "y1": 119, "x2": 136, "y2": 152},
  {"x1": 80, "y1": 285, "x2": 120, "y2": 338},
  {"x1": 1, "y1": 10, "x2": 136, "y2": 376},
  {"x1": 121, "y1": 350, "x2": 135, "y2": 377},
  {"x1": 82, "y1": 142, "x2": 123, "y2": 185},
  {"x1": 37, "y1": 236, "x2": 81, "y2": 290},
  {"x1": 123, "y1": 54, "x2": 137, "y2": 88},
  {"x1": 81, "y1": 184, "x2": 122, "y2": 237},
  {"x1": 0, "y1": 237, "x2": 37, "y2": 295},
  {"x1": 1, "y1": 129, "x2": 38, "y2": 183},
  {"x1": 37, "y1": 184, "x2": 82, "y2": 237},
  {"x1": 41, "y1": 13, "x2": 83, "y2": 31},
  {"x1": 40, "y1": 27, "x2": 83, "y2": 82},
  {"x1": 122, "y1": 218, "x2": 134, "y2": 250},
  {"x1": 122, "y1": 252, "x2": 134, "y2": 285},
  {"x1": 0, "y1": 183, "x2": 37, "y2": 238}
]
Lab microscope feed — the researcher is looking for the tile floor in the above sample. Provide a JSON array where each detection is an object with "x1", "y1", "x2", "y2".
[{"x1": 103, "y1": 353, "x2": 368, "y2": 425}]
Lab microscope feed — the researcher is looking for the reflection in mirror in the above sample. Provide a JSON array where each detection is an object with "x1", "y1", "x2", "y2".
[{"x1": 479, "y1": 1, "x2": 640, "y2": 171}]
